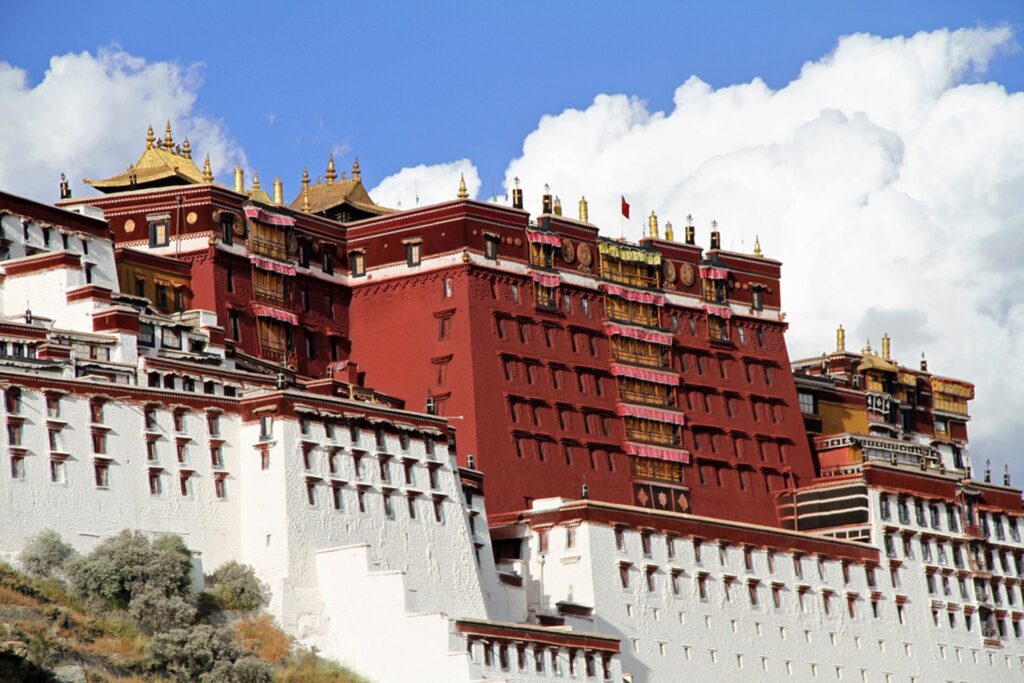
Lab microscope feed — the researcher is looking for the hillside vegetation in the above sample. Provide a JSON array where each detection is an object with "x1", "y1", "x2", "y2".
[{"x1": 0, "y1": 530, "x2": 369, "y2": 683}]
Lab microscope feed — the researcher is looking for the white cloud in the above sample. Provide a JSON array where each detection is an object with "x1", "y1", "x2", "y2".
[
  {"x1": 0, "y1": 47, "x2": 245, "y2": 201},
  {"x1": 501, "y1": 27, "x2": 1024, "y2": 482},
  {"x1": 370, "y1": 158, "x2": 480, "y2": 210}
]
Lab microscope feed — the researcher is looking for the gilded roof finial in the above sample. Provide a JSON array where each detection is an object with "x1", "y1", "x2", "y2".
[
  {"x1": 553, "y1": 196, "x2": 562, "y2": 216},
  {"x1": 753, "y1": 234, "x2": 762, "y2": 257},
  {"x1": 273, "y1": 176, "x2": 283, "y2": 206},
  {"x1": 352, "y1": 157, "x2": 361, "y2": 181},
  {"x1": 457, "y1": 173, "x2": 469, "y2": 199},
  {"x1": 836, "y1": 324, "x2": 845, "y2": 353},
  {"x1": 146, "y1": 125, "x2": 156, "y2": 149},
  {"x1": 881, "y1": 333, "x2": 891, "y2": 361},
  {"x1": 579, "y1": 196, "x2": 589, "y2": 223},
  {"x1": 865, "y1": 338, "x2": 872, "y2": 355},
  {"x1": 302, "y1": 182, "x2": 311, "y2": 213},
  {"x1": 665, "y1": 221, "x2": 674, "y2": 241},
  {"x1": 234, "y1": 164, "x2": 244, "y2": 194},
  {"x1": 164, "y1": 120, "x2": 174, "y2": 150},
  {"x1": 686, "y1": 214, "x2": 693, "y2": 226},
  {"x1": 181, "y1": 137, "x2": 192, "y2": 159},
  {"x1": 648, "y1": 210, "x2": 659, "y2": 239},
  {"x1": 325, "y1": 153, "x2": 337, "y2": 185},
  {"x1": 251, "y1": 171, "x2": 262, "y2": 191},
  {"x1": 201, "y1": 154, "x2": 214, "y2": 183}
]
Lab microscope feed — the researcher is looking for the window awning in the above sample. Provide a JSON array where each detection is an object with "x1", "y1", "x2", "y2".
[
  {"x1": 605, "y1": 322, "x2": 673, "y2": 346},
  {"x1": 253, "y1": 305, "x2": 299, "y2": 325},
  {"x1": 529, "y1": 270, "x2": 561, "y2": 288},
  {"x1": 617, "y1": 404, "x2": 686, "y2": 425},
  {"x1": 602, "y1": 283, "x2": 665, "y2": 306},
  {"x1": 626, "y1": 443, "x2": 691, "y2": 463},
  {"x1": 244, "y1": 205, "x2": 295, "y2": 226},
  {"x1": 701, "y1": 303, "x2": 732, "y2": 319},
  {"x1": 526, "y1": 230, "x2": 562, "y2": 247},
  {"x1": 699, "y1": 266, "x2": 728, "y2": 280},
  {"x1": 610, "y1": 364, "x2": 679, "y2": 386},
  {"x1": 250, "y1": 255, "x2": 296, "y2": 276}
]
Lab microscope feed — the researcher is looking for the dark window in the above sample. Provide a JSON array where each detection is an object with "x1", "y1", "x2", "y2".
[
  {"x1": 229, "y1": 312, "x2": 241, "y2": 341},
  {"x1": 299, "y1": 240, "x2": 311, "y2": 268},
  {"x1": 752, "y1": 289, "x2": 764, "y2": 311},
  {"x1": 173, "y1": 287, "x2": 185, "y2": 312},
  {"x1": 406, "y1": 242, "x2": 422, "y2": 266},
  {"x1": 305, "y1": 333, "x2": 316, "y2": 360},
  {"x1": 350, "y1": 252, "x2": 365, "y2": 277},
  {"x1": 135, "y1": 278, "x2": 146, "y2": 298},
  {"x1": 322, "y1": 251, "x2": 334, "y2": 275},
  {"x1": 485, "y1": 235, "x2": 499, "y2": 260},
  {"x1": 220, "y1": 216, "x2": 234, "y2": 245},
  {"x1": 149, "y1": 220, "x2": 170, "y2": 247},
  {"x1": 155, "y1": 284, "x2": 169, "y2": 310},
  {"x1": 139, "y1": 323, "x2": 155, "y2": 347}
]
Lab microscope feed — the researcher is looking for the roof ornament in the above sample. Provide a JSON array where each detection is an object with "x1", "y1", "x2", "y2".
[
  {"x1": 1005, "y1": 464, "x2": 1011, "y2": 486},
  {"x1": 145, "y1": 125, "x2": 156, "y2": 149},
  {"x1": 648, "y1": 210, "x2": 659, "y2": 239},
  {"x1": 685, "y1": 214, "x2": 695, "y2": 245},
  {"x1": 251, "y1": 171, "x2": 262, "y2": 191},
  {"x1": 753, "y1": 234, "x2": 762, "y2": 257},
  {"x1": 457, "y1": 173, "x2": 469, "y2": 199},
  {"x1": 234, "y1": 164, "x2": 244, "y2": 194},
  {"x1": 665, "y1": 221, "x2": 674, "y2": 241},
  {"x1": 865, "y1": 338, "x2": 872, "y2": 355},
  {"x1": 836, "y1": 324, "x2": 845, "y2": 353},
  {"x1": 181, "y1": 137, "x2": 192, "y2": 159},
  {"x1": 710, "y1": 219, "x2": 721, "y2": 250},
  {"x1": 325, "y1": 153, "x2": 338, "y2": 185},
  {"x1": 985, "y1": 459, "x2": 992, "y2": 483},
  {"x1": 553, "y1": 196, "x2": 562, "y2": 216},
  {"x1": 352, "y1": 157, "x2": 361, "y2": 181},
  {"x1": 273, "y1": 177, "x2": 284, "y2": 206},
  {"x1": 201, "y1": 154, "x2": 214, "y2": 183},
  {"x1": 920, "y1": 352, "x2": 928, "y2": 372},
  {"x1": 164, "y1": 120, "x2": 174, "y2": 150},
  {"x1": 579, "y1": 196, "x2": 589, "y2": 223},
  {"x1": 881, "y1": 333, "x2": 891, "y2": 361},
  {"x1": 59, "y1": 173, "x2": 72, "y2": 200}
]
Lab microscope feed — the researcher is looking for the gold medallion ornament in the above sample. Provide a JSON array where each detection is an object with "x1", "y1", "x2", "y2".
[
  {"x1": 577, "y1": 243, "x2": 593, "y2": 267},
  {"x1": 561, "y1": 240, "x2": 576, "y2": 264},
  {"x1": 662, "y1": 259, "x2": 676, "y2": 284},
  {"x1": 123, "y1": 219, "x2": 135, "y2": 233},
  {"x1": 186, "y1": 211, "x2": 198, "y2": 225},
  {"x1": 679, "y1": 263, "x2": 695, "y2": 286}
]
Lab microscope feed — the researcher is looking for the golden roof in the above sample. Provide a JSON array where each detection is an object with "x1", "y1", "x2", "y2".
[
  {"x1": 857, "y1": 351, "x2": 899, "y2": 373},
  {"x1": 85, "y1": 122, "x2": 207, "y2": 193},
  {"x1": 289, "y1": 178, "x2": 390, "y2": 216}
]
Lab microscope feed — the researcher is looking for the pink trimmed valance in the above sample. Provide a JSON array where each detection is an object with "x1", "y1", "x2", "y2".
[
  {"x1": 250, "y1": 255, "x2": 296, "y2": 276},
  {"x1": 526, "y1": 230, "x2": 562, "y2": 248},
  {"x1": 610, "y1": 364, "x2": 679, "y2": 386},
  {"x1": 617, "y1": 404, "x2": 686, "y2": 425},
  {"x1": 605, "y1": 322, "x2": 673, "y2": 346},
  {"x1": 626, "y1": 442, "x2": 691, "y2": 463},
  {"x1": 253, "y1": 305, "x2": 299, "y2": 325},
  {"x1": 699, "y1": 266, "x2": 728, "y2": 280},
  {"x1": 529, "y1": 270, "x2": 561, "y2": 288},
  {"x1": 602, "y1": 283, "x2": 665, "y2": 306},
  {"x1": 701, "y1": 303, "x2": 732, "y2": 319},
  {"x1": 244, "y1": 206, "x2": 295, "y2": 227}
]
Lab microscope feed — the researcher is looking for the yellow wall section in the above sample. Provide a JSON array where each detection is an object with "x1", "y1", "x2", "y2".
[{"x1": 819, "y1": 400, "x2": 868, "y2": 436}]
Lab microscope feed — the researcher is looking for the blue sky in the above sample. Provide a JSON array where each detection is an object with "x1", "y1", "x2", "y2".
[{"x1": 4, "y1": 1, "x2": 1023, "y2": 196}]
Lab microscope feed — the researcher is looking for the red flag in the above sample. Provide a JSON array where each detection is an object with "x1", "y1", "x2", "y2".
[{"x1": 621, "y1": 196, "x2": 630, "y2": 219}]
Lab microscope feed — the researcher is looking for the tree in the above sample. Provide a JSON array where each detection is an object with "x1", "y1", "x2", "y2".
[{"x1": 19, "y1": 530, "x2": 74, "y2": 580}]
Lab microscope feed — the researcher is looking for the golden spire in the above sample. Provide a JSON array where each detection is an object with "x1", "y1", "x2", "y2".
[
  {"x1": 553, "y1": 196, "x2": 562, "y2": 216},
  {"x1": 579, "y1": 196, "x2": 589, "y2": 222},
  {"x1": 665, "y1": 221, "x2": 674, "y2": 241},
  {"x1": 753, "y1": 234, "x2": 762, "y2": 257},
  {"x1": 234, "y1": 164, "x2": 244, "y2": 194},
  {"x1": 865, "y1": 339, "x2": 873, "y2": 355},
  {"x1": 648, "y1": 210, "x2": 659, "y2": 239},
  {"x1": 164, "y1": 120, "x2": 174, "y2": 150},
  {"x1": 201, "y1": 154, "x2": 214, "y2": 182},
  {"x1": 301, "y1": 166, "x2": 310, "y2": 187},
  {"x1": 181, "y1": 137, "x2": 192, "y2": 159},
  {"x1": 352, "y1": 157, "x2": 361, "y2": 181},
  {"x1": 881, "y1": 333, "x2": 891, "y2": 361},
  {"x1": 325, "y1": 153, "x2": 337, "y2": 185},
  {"x1": 146, "y1": 125, "x2": 156, "y2": 149},
  {"x1": 457, "y1": 173, "x2": 469, "y2": 199},
  {"x1": 302, "y1": 183, "x2": 311, "y2": 212},
  {"x1": 273, "y1": 176, "x2": 283, "y2": 205},
  {"x1": 836, "y1": 324, "x2": 845, "y2": 353},
  {"x1": 252, "y1": 172, "x2": 262, "y2": 190}
]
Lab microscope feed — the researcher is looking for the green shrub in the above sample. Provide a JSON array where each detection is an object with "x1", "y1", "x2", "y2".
[
  {"x1": 65, "y1": 531, "x2": 196, "y2": 633},
  {"x1": 20, "y1": 530, "x2": 74, "y2": 580},
  {"x1": 205, "y1": 562, "x2": 267, "y2": 612},
  {"x1": 148, "y1": 624, "x2": 274, "y2": 682},
  {"x1": 276, "y1": 651, "x2": 371, "y2": 683}
]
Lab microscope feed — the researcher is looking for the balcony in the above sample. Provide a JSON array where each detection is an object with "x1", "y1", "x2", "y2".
[
  {"x1": 248, "y1": 235, "x2": 289, "y2": 262},
  {"x1": 617, "y1": 385, "x2": 674, "y2": 408}
]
